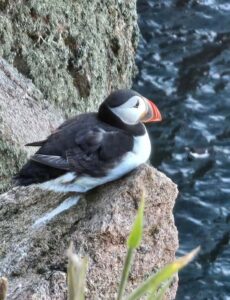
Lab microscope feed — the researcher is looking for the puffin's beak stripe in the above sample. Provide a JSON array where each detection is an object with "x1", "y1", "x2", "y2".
[{"x1": 141, "y1": 98, "x2": 162, "y2": 123}]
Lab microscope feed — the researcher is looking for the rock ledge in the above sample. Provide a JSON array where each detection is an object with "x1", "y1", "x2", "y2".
[{"x1": 0, "y1": 164, "x2": 178, "y2": 299}]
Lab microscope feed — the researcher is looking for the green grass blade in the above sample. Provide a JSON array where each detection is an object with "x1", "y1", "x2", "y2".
[
  {"x1": 117, "y1": 248, "x2": 134, "y2": 300},
  {"x1": 127, "y1": 196, "x2": 144, "y2": 249},
  {"x1": 117, "y1": 196, "x2": 145, "y2": 300},
  {"x1": 67, "y1": 242, "x2": 88, "y2": 300},
  {"x1": 147, "y1": 278, "x2": 173, "y2": 300},
  {"x1": 126, "y1": 247, "x2": 200, "y2": 300}
]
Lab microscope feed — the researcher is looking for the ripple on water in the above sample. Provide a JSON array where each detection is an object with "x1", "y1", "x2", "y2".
[
  {"x1": 218, "y1": 3, "x2": 230, "y2": 12},
  {"x1": 185, "y1": 96, "x2": 206, "y2": 112}
]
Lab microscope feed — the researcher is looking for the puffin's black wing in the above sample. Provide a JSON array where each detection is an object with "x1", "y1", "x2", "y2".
[
  {"x1": 65, "y1": 128, "x2": 133, "y2": 177},
  {"x1": 14, "y1": 113, "x2": 133, "y2": 185},
  {"x1": 30, "y1": 128, "x2": 133, "y2": 177},
  {"x1": 31, "y1": 154, "x2": 70, "y2": 170}
]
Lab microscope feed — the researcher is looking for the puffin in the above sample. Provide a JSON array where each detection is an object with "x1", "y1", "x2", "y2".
[{"x1": 13, "y1": 89, "x2": 162, "y2": 193}]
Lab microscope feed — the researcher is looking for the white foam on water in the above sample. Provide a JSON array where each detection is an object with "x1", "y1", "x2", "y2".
[{"x1": 189, "y1": 150, "x2": 210, "y2": 159}]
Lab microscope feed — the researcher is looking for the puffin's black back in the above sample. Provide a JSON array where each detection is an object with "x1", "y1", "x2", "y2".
[
  {"x1": 13, "y1": 112, "x2": 136, "y2": 186},
  {"x1": 13, "y1": 113, "x2": 99, "y2": 185}
]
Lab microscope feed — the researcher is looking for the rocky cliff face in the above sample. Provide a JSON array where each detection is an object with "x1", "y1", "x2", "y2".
[
  {"x1": 0, "y1": 0, "x2": 138, "y2": 192},
  {"x1": 0, "y1": 1, "x2": 179, "y2": 299},
  {"x1": 0, "y1": 58, "x2": 64, "y2": 191},
  {"x1": 0, "y1": 164, "x2": 178, "y2": 299},
  {"x1": 0, "y1": 0, "x2": 138, "y2": 113}
]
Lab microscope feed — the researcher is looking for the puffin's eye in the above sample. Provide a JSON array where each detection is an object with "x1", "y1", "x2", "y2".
[{"x1": 134, "y1": 100, "x2": 139, "y2": 108}]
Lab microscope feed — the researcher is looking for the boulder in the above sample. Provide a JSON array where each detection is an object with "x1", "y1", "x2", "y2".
[{"x1": 0, "y1": 164, "x2": 178, "y2": 299}]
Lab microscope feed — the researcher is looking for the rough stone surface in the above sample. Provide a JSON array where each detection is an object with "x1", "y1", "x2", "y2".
[
  {"x1": 0, "y1": 3, "x2": 179, "y2": 299},
  {"x1": 0, "y1": 164, "x2": 178, "y2": 299},
  {"x1": 0, "y1": 58, "x2": 64, "y2": 192},
  {"x1": 0, "y1": 0, "x2": 138, "y2": 113}
]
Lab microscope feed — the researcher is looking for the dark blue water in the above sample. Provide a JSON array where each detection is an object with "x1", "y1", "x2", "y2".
[{"x1": 133, "y1": 1, "x2": 230, "y2": 299}]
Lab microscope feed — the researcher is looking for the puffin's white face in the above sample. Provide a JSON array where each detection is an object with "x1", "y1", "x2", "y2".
[
  {"x1": 110, "y1": 95, "x2": 161, "y2": 125},
  {"x1": 110, "y1": 96, "x2": 146, "y2": 125}
]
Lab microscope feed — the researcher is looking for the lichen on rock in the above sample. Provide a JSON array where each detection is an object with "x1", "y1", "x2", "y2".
[{"x1": 0, "y1": 0, "x2": 139, "y2": 114}]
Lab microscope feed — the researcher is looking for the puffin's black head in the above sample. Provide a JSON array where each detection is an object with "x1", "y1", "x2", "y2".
[
  {"x1": 103, "y1": 89, "x2": 140, "y2": 108},
  {"x1": 98, "y1": 89, "x2": 162, "y2": 127}
]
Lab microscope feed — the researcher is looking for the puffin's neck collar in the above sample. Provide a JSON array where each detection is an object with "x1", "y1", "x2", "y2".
[{"x1": 98, "y1": 103, "x2": 145, "y2": 136}]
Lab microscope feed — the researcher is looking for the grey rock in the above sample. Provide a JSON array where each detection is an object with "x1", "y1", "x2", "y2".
[
  {"x1": 0, "y1": 58, "x2": 64, "y2": 191},
  {"x1": 0, "y1": 0, "x2": 138, "y2": 114},
  {"x1": 0, "y1": 164, "x2": 178, "y2": 299}
]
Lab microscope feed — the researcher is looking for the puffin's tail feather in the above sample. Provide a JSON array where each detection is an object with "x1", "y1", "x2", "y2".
[
  {"x1": 12, "y1": 174, "x2": 40, "y2": 186},
  {"x1": 12, "y1": 160, "x2": 66, "y2": 187},
  {"x1": 25, "y1": 140, "x2": 46, "y2": 147}
]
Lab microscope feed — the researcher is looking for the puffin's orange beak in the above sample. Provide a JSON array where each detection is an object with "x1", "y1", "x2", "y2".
[{"x1": 141, "y1": 98, "x2": 162, "y2": 123}]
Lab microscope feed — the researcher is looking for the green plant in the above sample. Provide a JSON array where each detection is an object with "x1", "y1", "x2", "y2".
[{"x1": 67, "y1": 196, "x2": 200, "y2": 300}]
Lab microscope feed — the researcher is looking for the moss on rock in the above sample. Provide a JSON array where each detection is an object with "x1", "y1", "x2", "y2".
[{"x1": 0, "y1": 0, "x2": 139, "y2": 114}]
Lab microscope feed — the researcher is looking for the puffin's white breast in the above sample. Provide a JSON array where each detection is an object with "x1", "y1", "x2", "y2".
[
  {"x1": 40, "y1": 129, "x2": 151, "y2": 193},
  {"x1": 132, "y1": 129, "x2": 151, "y2": 163}
]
